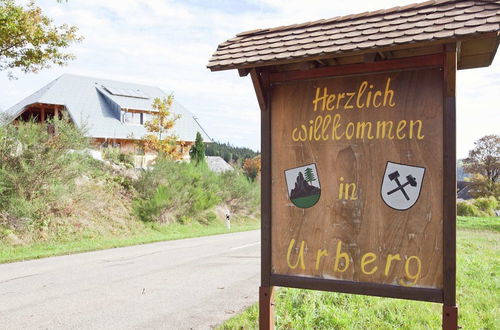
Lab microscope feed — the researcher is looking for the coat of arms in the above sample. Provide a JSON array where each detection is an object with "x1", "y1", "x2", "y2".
[{"x1": 285, "y1": 163, "x2": 321, "y2": 209}]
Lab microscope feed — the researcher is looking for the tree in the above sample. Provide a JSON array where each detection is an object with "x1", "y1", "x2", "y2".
[
  {"x1": 141, "y1": 95, "x2": 185, "y2": 159},
  {"x1": 304, "y1": 167, "x2": 316, "y2": 184},
  {"x1": 243, "y1": 155, "x2": 261, "y2": 182},
  {"x1": 0, "y1": 0, "x2": 82, "y2": 79},
  {"x1": 463, "y1": 134, "x2": 499, "y2": 198},
  {"x1": 189, "y1": 131, "x2": 205, "y2": 166}
]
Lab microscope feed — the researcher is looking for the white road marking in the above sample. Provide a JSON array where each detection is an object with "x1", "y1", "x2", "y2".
[{"x1": 230, "y1": 241, "x2": 260, "y2": 250}]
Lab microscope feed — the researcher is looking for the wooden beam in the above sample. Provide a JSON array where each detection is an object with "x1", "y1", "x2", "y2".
[
  {"x1": 315, "y1": 59, "x2": 327, "y2": 66},
  {"x1": 363, "y1": 52, "x2": 377, "y2": 63},
  {"x1": 238, "y1": 68, "x2": 250, "y2": 77},
  {"x1": 250, "y1": 68, "x2": 269, "y2": 112},
  {"x1": 270, "y1": 53, "x2": 444, "y2": 83}
]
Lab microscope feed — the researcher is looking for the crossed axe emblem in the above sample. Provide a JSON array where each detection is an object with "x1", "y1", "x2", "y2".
[{"x1": 387, "y1": 171, "x2": 417, "y2": 200}]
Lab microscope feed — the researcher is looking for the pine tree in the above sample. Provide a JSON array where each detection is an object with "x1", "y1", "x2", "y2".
[
  {"x1": 304, "y1": 167, "x2": 316, "y2": 183},
  {"x1": 189, "y1": 131, "x2": 206, "y2": 166}
]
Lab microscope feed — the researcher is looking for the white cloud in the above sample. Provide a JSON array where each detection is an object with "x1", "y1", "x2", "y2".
[{"x1": 0, "y1": 0, "x2": 498, "y2": 154}]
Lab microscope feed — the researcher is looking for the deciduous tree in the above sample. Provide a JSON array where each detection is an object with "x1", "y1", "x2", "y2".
[
  {"x1": 0, "y1": 0, "x2": 82, "y2": 78},
  {"x1": 243, "y1": 155, "x2": 261, "y2": 182},
  {"x1": 141, "y1": 95, "x2": 185, "y2": 159},
  {"x1": 463, "y1": 134, "x2": 499, "y2": 198}
]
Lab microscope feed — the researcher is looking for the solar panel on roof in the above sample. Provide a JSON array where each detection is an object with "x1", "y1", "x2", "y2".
[{"x1": 103, "y1": 85, "x2": 149, "y2": 99}]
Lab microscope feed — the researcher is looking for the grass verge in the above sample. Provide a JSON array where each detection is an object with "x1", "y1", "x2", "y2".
[
  {"x1": 220, "y1": 216, "x2": 500, "y2": 329},
  {"x1": 0, "y1": 219, "x2": 259, "y2": 264}
]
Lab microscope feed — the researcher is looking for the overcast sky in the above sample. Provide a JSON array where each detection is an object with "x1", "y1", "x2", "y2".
[{"x1": 0, "y1": 0, "x2": 498, "y2": 157}]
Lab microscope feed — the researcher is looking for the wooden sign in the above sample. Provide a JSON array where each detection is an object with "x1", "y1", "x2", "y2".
[{"x1": 262, "y1": 54, "x2": 456, "y2": 303}]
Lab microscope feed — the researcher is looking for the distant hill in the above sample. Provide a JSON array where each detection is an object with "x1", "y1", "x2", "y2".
[{"x1": 205, "y1": 141, "x2": 259, "y2": 165}]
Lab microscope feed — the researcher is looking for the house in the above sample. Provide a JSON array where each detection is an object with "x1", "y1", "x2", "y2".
[
  {"x1": 457, "y1": 181, "x2": 473, "y2": 201},
  {"x1": 3, "y1": 74, "x2": 211, "y2": 155}
]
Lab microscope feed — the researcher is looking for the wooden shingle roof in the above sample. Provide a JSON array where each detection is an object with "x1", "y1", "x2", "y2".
[{"x1": 208, "y1": 0, "x2": 500, "y2": 71}]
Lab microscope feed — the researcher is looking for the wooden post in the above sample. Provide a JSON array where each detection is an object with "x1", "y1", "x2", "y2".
[
  {"x1": 253, "y1": 67, "x2": 274, "y2": 330},
  {"x1": 40, "y1": 107, "x2": 45, "y2": 123},
  {"x1": 442, "y1": 305, "x2": 458, "y2": 330},
  {"x1": 259, "y1": 286, "x2": 274, "y2": 330},
  {"x1": 442, "y1": 43, "x2": 458, "y2": 330}
]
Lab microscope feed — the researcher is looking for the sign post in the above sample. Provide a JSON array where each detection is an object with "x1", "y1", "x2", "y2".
[{"x1": 208, "y1": 2, "x2": 499, "y2": 329}]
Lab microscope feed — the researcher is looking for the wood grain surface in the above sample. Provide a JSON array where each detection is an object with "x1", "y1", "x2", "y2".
[{"x1": 270, "y1": 68, "x2": 443, "y2": 289}]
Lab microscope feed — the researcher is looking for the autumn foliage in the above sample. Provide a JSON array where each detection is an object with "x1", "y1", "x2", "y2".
[
  {"x1": 140, "y1": 95, "x2": 187, "y2": 160},
  {"x1": 243, "y1": 155, "x2": 261, "y2": 181}
]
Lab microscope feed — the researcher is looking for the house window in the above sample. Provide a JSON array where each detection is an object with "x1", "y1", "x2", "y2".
[
  {"x1": 123, "y1": 112, "x2": 141, "y2": 125},
  {"x1": 142, "y1": 113, "x2": 152, "y2": 124}
]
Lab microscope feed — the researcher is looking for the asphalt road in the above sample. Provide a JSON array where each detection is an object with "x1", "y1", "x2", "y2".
[{"x1": 0, "y1": 230, "x2": 260, "y2": 330}]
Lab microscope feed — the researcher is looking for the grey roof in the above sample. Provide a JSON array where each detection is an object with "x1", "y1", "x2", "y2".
[
  {"x1": 4, "y1": 74, "x2": 211, "y2": 142},
  {"x1": 206, "y1": 156, "x2": 234, "y2": 173}
]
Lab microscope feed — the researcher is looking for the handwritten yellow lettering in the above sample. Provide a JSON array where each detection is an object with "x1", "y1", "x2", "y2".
[
  {"x1": 321, "y1": 114, "x2": 331, "y2": 140},
  {"x1": 312, "y1": 87, "x2": 327, "y2": 111},
  {"x1": 313, "y1": 116, "x2": 322, "y2": 141},
  {"x1": 336, "y1": 93, "x2": 345, "y2": 109},
  {"x1": 292, "y1": 126, "x2": 307, "y2": 142},
  {"x1": 287, "y1": 239, "x2": 306, "y2": 270},
  {"x1": 366, "y1": 84, "x2": 374, "y2": 107},
  {"x1": 373, "y1": 90, "x2": 382, "y2": 108},
  {"x1": 376, "y1": 120, "x2": 395, "y2": 140},
  {"x1": 357, "y1": 81, "x2": 368, "y2": 109},
  {"x1": 315, "y1": 249, "x2": 329, "y2": 271},
  {"x1": 331, "y1": 114, "x2": 344, "y2": 140},
  {"x1": 361, "y1": 252, "x2": 378, "y2": 275},
  {"x1": 326, "y1": 94, "x2": 335, "y2": 110},
  {"x1": 384, "y1": 254, "x2": 401, "y2": 276},
  {"x1": 409, "y1": 120, "x2": 424, "y2": 140},
  {"x1": 384, "y1": 77, "x2": 396, "y2": 107},
  {"x1": 345, "y1": 122, "x2": 355, "y2": 140},
  {"x1": 396, "y1": 120, "x2": 407, "y2": 139},
  {"x1": 334, "y1": 240, "x2": 350, "y2": 273},
  {"x1": 399, "y1": 256, "x2": 422, "y2": 287},
  {"x1": 308, "y1": 120, "x2": 314, "y2": 140},
  {"x1": 356, "y1": 121, "x2": 374, "y2": 139},
  {"x1": 345, "y1": 92, "x2": 355, "y2": 109}
]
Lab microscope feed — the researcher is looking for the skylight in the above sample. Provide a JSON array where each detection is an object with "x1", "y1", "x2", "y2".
[{"x1": 103, "y1": 85, "x2": 149, "y2": 99}]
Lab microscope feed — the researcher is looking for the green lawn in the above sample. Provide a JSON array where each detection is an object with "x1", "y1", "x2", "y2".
[
  {"x1": 220, "y1": 216, "x2": 500, "y2": 329},
  {"x1": 0, "y1": 220, "x2": 260, "y2": 264}
]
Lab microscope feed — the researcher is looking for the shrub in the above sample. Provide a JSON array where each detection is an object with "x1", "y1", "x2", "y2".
[
  {"x1": 473, "y1": 196, "x2": 498, "y2": 216},
  {"x1": 133, "y1": 157, "x2": 259, "y2": 223},
  {"x1": 457, "y1": 197, "x2": 498, "y2": 217},
  {"x1": 457, "y1": 201, "x2": 483, "y2": 217},
  {"x1": 102, "y1": 147, "x2": 134, "y2": 167},
  {"x1": 0, "y1": 118, "x2": 89, "y2": 222}
]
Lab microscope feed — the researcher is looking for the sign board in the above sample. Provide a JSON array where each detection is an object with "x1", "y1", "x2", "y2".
[{"x1": 264, "y1": 56, "x2": 453, "y2": 302}]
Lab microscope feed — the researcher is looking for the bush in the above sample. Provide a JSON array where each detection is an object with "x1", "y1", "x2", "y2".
[
  {"x1": 133, "y1": 157, "x2": 259, "y2": 223},
  {"x1": 457, "y1": 201, "x2": 483, "y2": 217},
  {"x1": 0, "y1": 118, "x2": 89, "y2": 222},
  {"x1": 102, "y1": 147, "x2": 134, "y2": 167},
  {"x1": 457, "y1": 196, "x2": 498, "y2": 217},
  {"x1": 473, "y1": 196, "x2": 498, "y2": 216}
]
